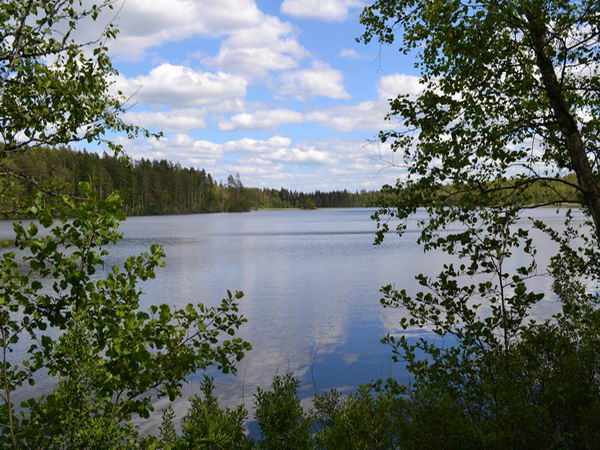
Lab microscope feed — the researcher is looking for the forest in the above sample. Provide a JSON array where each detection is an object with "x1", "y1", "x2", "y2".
[
  {"x1": 1, "y1": 146, "x2": 379, "y2": 216},
  {"x1": 1, "y1": 145, "x2": 581, "y2": 219},
  {"x1": 2, "y1": 0, "x2": 600, "y2": 447}
]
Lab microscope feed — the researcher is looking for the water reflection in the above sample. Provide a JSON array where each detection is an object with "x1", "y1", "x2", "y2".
[{"x1": 0, "y1": 207, "x2": 586, "y2": 432}]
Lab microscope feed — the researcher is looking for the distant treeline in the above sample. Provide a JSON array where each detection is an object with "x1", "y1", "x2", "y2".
[
  {"x1": 1, "y1": 147, "x2": 581, "y2": 218},
  {"x1": 2, "y1": 147, "x2": 380, "y2": 215},
  {"x1": 414, "y1": 173, "x2": 581, "y2": 208}
]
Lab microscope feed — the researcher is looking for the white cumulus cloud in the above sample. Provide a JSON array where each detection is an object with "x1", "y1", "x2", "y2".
[
  {"x1": 267, "y1": 146, "x2": 334, "y2": 165},
  {"x1": 377, "y1": 74, "x2": 423, "y2": 100},
  {"x1": 217, "y1": 74, "x2": 421, "y2": 132},
  {"x1": 114, "y1": 64, "x2": 247, "y2": 107},
  {"x1": 338, "y1": 48, "x2": 370, "y2": 59},
  {"x1": 122, "y1": 109, "x2": 206, "y2": 131},
  {"x1": 223, "y1": 136, "x2": 293, "y2": 153},
  {"x1": 281, "y1": 0, "x2": 363, "y2": 22},
  {"x1": 307, "y1": 101, "x2": 392, "y2": 132},
  {"x1": 219, "y1": 109, "x2": 305, "y2": 131},
  {"x1": 113, "y1": 134, "x2": 403, "y2": 190},
  {"x1": 276, "y1": 61, "x2": 350, "y2": 100},
  {"x1": 207, "y1": 16, "x2": 308, "y2": 80},
  {"x1": 101, "y1": 0, "x2": 264, "y2": 60}
]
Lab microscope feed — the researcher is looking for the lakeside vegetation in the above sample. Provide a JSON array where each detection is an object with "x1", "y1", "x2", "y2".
[
  {"x1": 0, "y1": 145, "x2": 583, "y2": 219},
  {"x1": 1, "y1": 146, "x2": 379, "y2": 216},
  {"x1": 1, "y1": 0, "x2": 600, "y2": 447}
]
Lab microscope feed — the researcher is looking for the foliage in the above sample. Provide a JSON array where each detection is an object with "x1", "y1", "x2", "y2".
[
  {"x1": 3, "y1": 0, "x2": 600, "y2": 446},
  {"x1": 0, "y1": 0, "x2": 155, "y2": 156},
  {"x1": 157, "y1": 373, "x2": 312, "y2": 449},
  {"x1": 159, "y1": 374, "x2": 408, "y2": 449},
  {"x1": 254, "y1": 373, "x2": 313, "y2": 449},
  {"x1": 177, "y1": 376, "x2": 252, "y2": 449},
  {"x1": 301, "y1": 198, "x2": 317, "y2": 210},
  {"x1": 313, "y1": 381, "x2": 406, "y2": 450},
  {"x1": 356, "y1": 0, "x2": 600, "y2": 446},
  {"x1": 0, "y1": 184, "x2": 251, "y2": 447},
  {"x1": 0, "y1": 0, "x2": 159, "y2": 218},
  {"x1": 3, "y1": 146, "x2": 586, "y2": 218},
  {"x1": 148, "y1": 331, "x2": 598, "y2": 448},
  {"x1": 163, "y1": 368, "x2": 594, "y2": 449},
  {"x1": 159, "y1": 406, "x2": 178, "y2": 446},
  {"x1": 360, "y1": 0, "x2": 600, "y2": 237},
  {"x1": 0, "y1": 146, "x2": 380, "y2": 216},
  {"x1": 0, "y1": 1, "x2": 255, "y2": 447}
]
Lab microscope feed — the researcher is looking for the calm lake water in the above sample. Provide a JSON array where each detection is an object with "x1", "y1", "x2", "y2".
[{"x1": 0, "y1": 207, "x2": 585, "y2": 432}]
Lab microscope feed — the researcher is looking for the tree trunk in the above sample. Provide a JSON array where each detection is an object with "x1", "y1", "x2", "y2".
[{"x1": 526, "y1": 9, "x2": 600, "y2": 241}]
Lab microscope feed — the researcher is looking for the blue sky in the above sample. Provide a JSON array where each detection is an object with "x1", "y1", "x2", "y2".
[{"x1": 94, "y1": 0, "x2": 421, "y2": 191}]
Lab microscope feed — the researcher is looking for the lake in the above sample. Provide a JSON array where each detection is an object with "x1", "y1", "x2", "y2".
[{"x1": 0, "y1": 207, "x2": 583, "y2": 432}]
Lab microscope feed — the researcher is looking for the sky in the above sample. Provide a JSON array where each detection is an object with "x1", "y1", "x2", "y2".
[{"x1": 92, "y1": 0, "x2": 420, "y2": 191}]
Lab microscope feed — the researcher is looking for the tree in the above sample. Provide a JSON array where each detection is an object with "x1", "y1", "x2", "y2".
[
  {"x1": 360, "y1": 0, "x2": 600, "y2": 238},
  {"x1": 0, "y1": 185, "x2": 252, "y2": 447},
  {"x1": 0, "y1": 0, "x2": 154, "y2": 154},
  {"x1": 0, "y1": 1, "x2": 251, "y2": 446},
  {"x1": 358, "y1": 0, "x2": 600, "y2": 444},
  {"x1": 176, "y1": 376, "x2": 252, "y2": 449},
  {"x1": 0, "y1": 0, "x2": 158, "y2": 215},
  {"x1": 253, "y1": 373, "x2": 313, "y2": 450}
]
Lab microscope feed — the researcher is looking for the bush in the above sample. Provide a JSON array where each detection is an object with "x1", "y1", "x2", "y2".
[
  {"x1": 254, "y1": 373, "x2": 313, "y2": 449},
  {"x1": 0, "y1": 184, "x2": 251, "y2": 447},
  {"x1": 177, "y1": 376, "x2": 252, "y2": 449},
  {"x1": 314, "y1": 381, "x2": 406, "y2": 450}
]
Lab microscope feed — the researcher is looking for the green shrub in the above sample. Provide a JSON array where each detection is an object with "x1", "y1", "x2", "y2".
[
  {"x1": 314, "y1": 381, "x2": 407, "y2": 450},
  {"x1": 177, "y1": 376, "x2": 252, "y2": 449},
  {"x1": 254, "y1": 373, "x2": 313, "y2": 449},
  {"x1": 0, "y1": 186, "x2": 251, "y2": 447}
]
